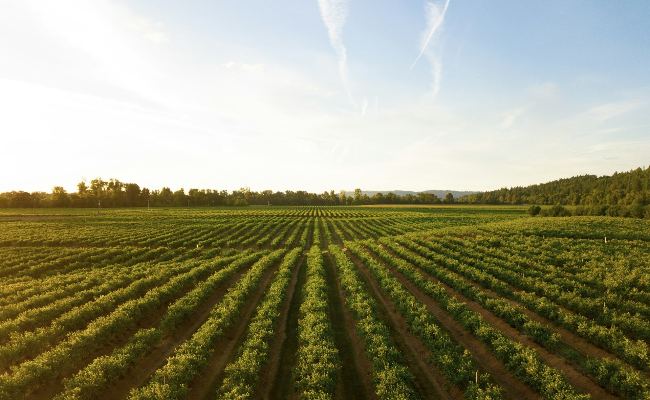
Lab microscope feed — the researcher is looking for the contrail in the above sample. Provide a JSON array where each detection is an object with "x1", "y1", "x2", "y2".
[
  {"x1": 410, "y1": 0, "x2": 450, "y2": 70},
  {"x1": 317, "y1": 0, "x2": 353, "y2": 103}
]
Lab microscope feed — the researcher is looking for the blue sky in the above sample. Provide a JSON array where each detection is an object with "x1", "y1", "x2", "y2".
[{"x1": 0, "y1": 0, "x2": 648, "y2": 193}]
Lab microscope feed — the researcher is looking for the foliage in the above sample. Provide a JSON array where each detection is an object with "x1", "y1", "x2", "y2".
[
  {"x1": 294, "y1": 246, "x2": 339, "y2": 399},
  {"x1": 0, "y1": 207, "x2": 648, "y2": 399},
  {"x1": 461, "y1": 165, "x2": 650, "y2": 220},
  {"x1": 216, "y1": 248, "x2": 302, "y2": 399}
]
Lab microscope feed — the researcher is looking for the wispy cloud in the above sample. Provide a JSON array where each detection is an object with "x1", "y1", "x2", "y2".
[
  {"x1": 410, "y1": 0, "x2": 450, "y2": 70},
  {"x1": 582, "y1": 100, "x2": 643, "y2": 122},
  {"x1": 317, "y1": 0, "x2": 352, "y2": 103},
  {"x1": 411, "y1": 0, "x2": 450, "y2": 97}
]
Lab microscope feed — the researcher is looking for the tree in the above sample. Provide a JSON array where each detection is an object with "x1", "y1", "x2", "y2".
[
  {"x1": 107, "y1": 179, "x2": 125, "y2": 206},
  {"x1": 6, "y1": 191, "x2": 33, "y2": 208},
  {"x1": 125, "y1": 183, "x2": 141, "y2": 206},
  {"x1": 51, "y1": 186, "x2": 70, "y2": 207},
  {"x1": 159, "y1": 187, "x2": 173, "y2": 206},
  {"x1": 140, "y1": 188, "x2": 151, "y2": 206},
  {"x1": 528, "y1": 205, "x2": 542, "y2": 216},
  {"x1": 261, "y1": 190, "x2": 273, "y2": 205},
  {"x1": 172, "y1": 188, "x2": 187, "y2": 206},
  {"x1": 353, "y1": 188, "x2": 362, "y2": 205},
  {"x1": 542, "y1": 204, "x2": 572, "y2": 217},
  {"x1": 444, "y1": 192, "x2": 455, "y2": 204},
  {"x1": 77, "y1": 181, "x2": 88, "y2": 195},
  {"x1": 339, "y1": 190, "x2": 347, "y2": 206},
  {"x1": 90, "y1": 178, "x2": 107, "y2": 198}
]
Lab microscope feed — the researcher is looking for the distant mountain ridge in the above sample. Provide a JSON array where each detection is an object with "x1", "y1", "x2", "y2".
[{"x1": 345, "y1": 190, "x2": 479, "y2": 199}]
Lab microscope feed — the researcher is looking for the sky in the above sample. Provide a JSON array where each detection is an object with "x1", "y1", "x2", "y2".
[{"x1": 0, "y1": 0, "x2": 649, "y2": 193}]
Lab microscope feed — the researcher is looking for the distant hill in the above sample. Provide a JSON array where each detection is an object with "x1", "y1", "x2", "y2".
[
  {"x1": 346, "y1": 190, "x2": 479, "y2": 199},
  {"x1": 459, "y1": 166, "x2": 649, "y2": 210}
]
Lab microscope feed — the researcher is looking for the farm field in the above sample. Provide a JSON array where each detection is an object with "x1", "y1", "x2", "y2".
[{"x1": 0, "y1": 206, "x2": 649, "y2": 400}]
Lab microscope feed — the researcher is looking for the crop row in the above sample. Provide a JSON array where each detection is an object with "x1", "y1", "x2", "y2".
[
  {"x1": 128, "y1": 249, "x2": 286, "y2": 399},
  {"x1": 360, "y1": 240, "x2": 589, "y2": 399},
  {"x1": 294, "y1": 246, "x2": 340, "y2": 399},
  {"x1": 0, "y1": 250, "x2": 256, "y2": 399},
  {"x1": 53, "y1": 250, "x2": 266, "y2": 400},
  {"x1": 328, "y1": 245, "x2": 418, "y2": 399},
  {"x1": 407, "y1": 236, "x2": 650, "y2": 369},
  {"x1": 215, "y1": 247, "x2": 302, "y2": 399},
  {"x1": 378, "y1": 238, "x2": 650, "y2": 398},
  {"x1": 345, "y1": 242, "x2": 503, "y2": 398},
  {"x1": 447, "y1": 235, "x2": 650, "y2": 323}
]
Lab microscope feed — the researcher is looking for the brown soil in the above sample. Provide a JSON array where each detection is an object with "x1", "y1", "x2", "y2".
[
  {"x1": 435, "y1": 240, "x2": 650, "y2": 351},
  {"x1": 365, "y1": 252, "x2": 541, "y2": 400},
  {"x1": 184, "y1": 259, "x2": 283, "y2": 399},
  {"x1": 511, "y1": 296, "x2": 650, "y2": 380},
  {"x1": 347, "y1": 250, "x2": 462, "y2": 400},
  {"x1": 27, "y1": 262, "x2": 228, "y2": 400},
  {"x1": 326, "y1": 220, "x2": 344, "y2": 245},
  {"x1": 100, "y1": 264, "x2": 251, "y2": 400},
  {"x1": 258, "y1": 253, "x2": 303, "y2": 399},
  {"x1": 318, "y1": 220, "x2": 328, "y2": 249},
  {"x1": 426, "y1": 242, "x2": 648, "y2": 377},
  {"x1": 404, "y1": 259, "x2": 617, "y2": 399},
  {"x1": 268, "y1": 254, "x2": 306, "y2": 400},
  {"x1": 323, "y1": 251, "x2": 375, "y2": 400},
  {"x1": 331, "y1": 220, "x2": 352, "y2": 242}
]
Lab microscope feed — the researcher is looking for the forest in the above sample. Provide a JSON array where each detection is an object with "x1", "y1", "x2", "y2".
[
  {"x1": 0, "y1": 179, "x2": 450, "y2": 208},
  {"x1": 1, "y1": 166, "x2": 649, "y2": 219},
  {"x1": 461, "y1": 166, "x2": 649, "y2": 207}
]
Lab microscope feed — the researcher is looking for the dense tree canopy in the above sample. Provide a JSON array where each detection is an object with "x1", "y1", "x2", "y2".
[
  {"x1": 0, "y1": 178, "x2": 447, "y2": 208},
  {"x1": 460, "y1": 166, "x2": 650, "y2": 217},
  {"x1": 2, "y1": 166, "x2": 648, "y2": 219}
]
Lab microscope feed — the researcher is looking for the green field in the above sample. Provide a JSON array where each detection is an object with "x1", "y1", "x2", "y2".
[{"x1": 0, "y1": 206, "x2": 649, "y2": 400}]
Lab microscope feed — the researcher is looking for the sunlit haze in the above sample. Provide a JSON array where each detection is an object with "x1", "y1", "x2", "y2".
[{"x1": 1, "y1": 0, "x2": 649, "y2": 193}]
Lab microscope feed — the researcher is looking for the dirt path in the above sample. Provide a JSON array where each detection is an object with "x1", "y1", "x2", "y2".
[
  {"x1": 331, "y1": 220, "x2": 351, "y2": 242},
  {"x1": 258, "y1": 253, "x2": 303, "y2": 399},
  {"x1": 101, "y1": 264, "x2": 252, "y2": 400},
  {"x1": 324, "y1": 251, "x2": 375, "y2": 400},
  {"x1": 347, "y1": 251, "x2": 461, "y2": 400},
  {"x1": 365, "y1": 253, "x2": 541, "y2": 400},
  {"x1": 184, "y1": 259, "x2": 283, "y2": 399},
  {"x1": 489, "y1": 280, "x2": 644, "y2": 372},
  {"x1": 430, "y1": 240, "x2": 650, "y2": 350},
  {"x1": 29, "y1": 262, "x2": 229, "y2": 400},
  {"x1": 268, "y1": 254, "x2": 306, "y2": 400},
  {"x1": 326, "y1": 220, "x2": 343, "y2": 245},
  {"x1": 508, "y1": 295, "x2": 650, "y2": 380},
  {"x1": 318, "y1": 219, "x2": 328, "y2": 249},
  {"x1": 403, "y1": 259, "x2": 617, "y2": 399},
  {"x1": 421, "y1": 242, "x2": 647, "y2": 376}
]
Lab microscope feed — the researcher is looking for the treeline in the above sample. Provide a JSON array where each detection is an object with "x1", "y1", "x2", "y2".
[
  {"x1": 461, "y1": 166, "x2": 650, "y2": 218},
  {"x1": 0, "y1": 179, "x2": 453, "y2": 208}
]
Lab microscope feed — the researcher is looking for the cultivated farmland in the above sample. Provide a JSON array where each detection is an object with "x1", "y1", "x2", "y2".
[{"x1": 0, "y1": 206, "x2": 648, "y2": 399}]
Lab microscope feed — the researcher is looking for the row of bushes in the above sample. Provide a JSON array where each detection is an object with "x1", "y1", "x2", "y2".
[
  {"x1": 217, "y1": 248, "x2": 302, "y2": 399},
  {"x1": 416, "y1": 237, "x2": 650, "y2": 365},
  {"x1": 294, "y1": 246, "x2": 340, "y2": 398},
  {"x1": 386, "y1": 238, "x2": 650, "y2": 399},
  {"x1": 528, "y1": 204, "x2": 650, "y2": 218},
  {"x1": 129, "y1": 249, "x2": 286, "y2": 399},
  {"x1": 329, "y1": 245, "x2": 418, "y2": 399},
  {"x1": 345, "y1": 242, "x2": 503, "y2": 399},
  {"x1": 364, "y1": 240, "x2": 587, "y2": 400},
  {"x1": 54, "y1": 251, "x2": 265, "y2": 400},
  {"x1": 0, "y1": 253, "x2": 228, "y2": 399}
]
